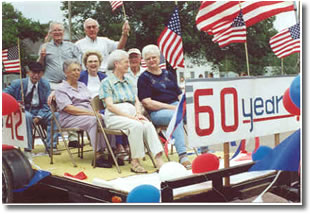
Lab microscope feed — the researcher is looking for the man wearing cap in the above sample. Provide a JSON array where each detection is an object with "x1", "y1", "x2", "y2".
[
  {"x1": 75, "y1": 18, "x2": 130, "y2": 73},
  {"x1": 3, "y1": 62, "x2": 59, "y2": 156},
  {"x1": 126, "y1": 48, "x2": 144, "y2": 92}
]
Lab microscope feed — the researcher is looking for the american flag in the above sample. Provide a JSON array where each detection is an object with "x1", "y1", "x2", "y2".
[
  {"x1": 158, "y1": 7, "x2": 184, "y2": 69},
  {"x1": 212, "y1": 10, "x2": 247, "y2": 48},
  {"x1": 270, "y1": 23, "x2": 300, "y2": 59},
  {"x1": 110, "y1": 1, "x2": 123, "y2": 12},
  {"x1": 196, "y1": 1, "x2": 295, "y2": 34},
  {"x1": 2, "y1": 46, "x2": 21, "y2": 73}
]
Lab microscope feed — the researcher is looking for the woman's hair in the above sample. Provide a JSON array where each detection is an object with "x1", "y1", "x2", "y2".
[
  {"x1": 82, "y1": 51, "x2": 103, "y2": 67},
  {"x1": 107, "y1": 49, "x2": 129, "y2": 70},
  {"x1": 142, "y1": 44, "x2": 160, "y2": 59},
  {"x1": 63, "y1": 60, "x2": 81, "y2": 73}
]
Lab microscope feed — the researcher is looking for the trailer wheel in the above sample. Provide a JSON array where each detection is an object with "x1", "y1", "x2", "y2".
[{"x1": 2, "y1": 162, "x2": 13, "y2": 203}]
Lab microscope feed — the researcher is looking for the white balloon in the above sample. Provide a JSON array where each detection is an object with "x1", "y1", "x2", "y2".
[{"x1": 158, "y1": 162, "x2": 188, "y2": 182}]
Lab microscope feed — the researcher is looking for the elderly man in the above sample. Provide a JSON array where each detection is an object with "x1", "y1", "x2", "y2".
[
  {"x1": 37, "y1": 21, "x2": 80, "y2": 146},
  {"x1": 3, "y1": 62, "x2": 59, "y2": 157},
  {"x1": 125, "y1": 48, "x2": 144, "y2": 91},
  {"x1": 37, "y1": 22, "x2": 81, "y2": 90},
  {"x1": 75, "y1": 18, "x2": 130, "y2": 73}
]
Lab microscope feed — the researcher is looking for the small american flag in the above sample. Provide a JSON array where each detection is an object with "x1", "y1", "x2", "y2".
[
  {"x1": 158, "y1": 7, "x2": 184, "y2": 69},
  {"x1": 212, "y1": 10, "x2": 247, "y2": 48},
  {"x1": 2, "y1": 46, "x2": 21, "y2": 73},
  {"x1": 270, "y1": 23, "x2": 300, "y2": 59},
  {"x1": 110, "y1": 1, "x2": 123, "y2": 12}
]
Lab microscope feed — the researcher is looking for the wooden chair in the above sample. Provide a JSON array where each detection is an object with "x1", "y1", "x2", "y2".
[
  {"x1": 49, "y1": 100, "x2": 87, "y2": 167},
  {"x1": 90, "y1": 96, "x2": 157, "y2": 174}
]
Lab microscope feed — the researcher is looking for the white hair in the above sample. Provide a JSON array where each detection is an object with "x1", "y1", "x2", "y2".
[
  {"x1": 83, "y1": 18, "x2": 99, "y2": 29},
  {"x1": 48, "y1": 22, "x2": 64, "y2": 33},
  {"x1": 107, "y1": 50, "x2": 129, "y2": 70},
  {"x1": 63, "y1": 60, "x2": 81, "y2": 73},
  {"x1": 142, "y1": 44, "x2": 161, "y2": 59}
]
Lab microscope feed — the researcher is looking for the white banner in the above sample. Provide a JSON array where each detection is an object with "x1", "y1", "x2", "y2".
[
  {"x1": 186, "y1": 76, "x2": 300, "y2": 147},
  {"x1": 2, "y1": 107, "x2": 28, "y2": 148}
]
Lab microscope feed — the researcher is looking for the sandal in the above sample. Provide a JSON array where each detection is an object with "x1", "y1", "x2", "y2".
[{"x1": 130, "y1": 164, "x2": 148, "y2": 174}]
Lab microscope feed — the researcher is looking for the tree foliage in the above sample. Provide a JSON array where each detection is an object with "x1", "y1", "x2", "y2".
[{"x1": 2, "y1": 2, "x2": 47, "y2": 72}]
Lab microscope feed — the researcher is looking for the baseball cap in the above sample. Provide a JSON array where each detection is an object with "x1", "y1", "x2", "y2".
[{"x1": 128, "y1": 48, "x2": 141, "y2": 55}]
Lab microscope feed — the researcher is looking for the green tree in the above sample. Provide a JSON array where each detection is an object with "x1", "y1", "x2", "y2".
[
  {"x1": 61, "y1": 1, "x2": 299, "y2": 76},
  {"x1": 2, "y1": 2, "x2": 46, "y2": 73}
]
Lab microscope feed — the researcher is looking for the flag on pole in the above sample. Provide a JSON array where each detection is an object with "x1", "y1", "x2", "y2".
[
  {"x1": 196, "y1": 1, "x2": 295, "y2": 34},
  {"x1": 158, "y1": 7, "x2": 185, "y2": 69},
  {"x1": 269, "y1": 23, "x2": 300, "y2": 59},
  {"x1": 110, "y1": 1, "x2": 123, "y2": 12},
  {"x1": 2, "y1": 46, "x2": 21, "y2": 73},
  {"x1": 165, "y1": 93, "x2": 186, "y2": 143},
  {"x1": 212, "y1": 10, "x2": 247, "y2": 47}
]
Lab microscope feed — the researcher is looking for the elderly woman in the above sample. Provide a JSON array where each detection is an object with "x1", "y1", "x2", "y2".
[
  {"x1": 137, "y1": 44, "x2": 191, "y2": 170},
  {"x1": 78, "y1": 51, "x2": 107, "y2": 98},
  {"x1": 55, "y1": 60, "x2": 115, "y2": 168},
  {"x1": 99, "y1": 49, "x2": 165, "y2": 173}
]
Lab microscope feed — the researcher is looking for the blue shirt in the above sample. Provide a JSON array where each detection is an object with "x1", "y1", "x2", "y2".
[
  {"x1": 137, "y1": 69, "x2": 181, "y2": 104},
  {"x1": 99, "y1": 73, "x2": 136, "y2": 107}
]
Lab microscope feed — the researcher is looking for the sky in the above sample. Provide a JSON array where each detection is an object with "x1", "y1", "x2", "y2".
[{"x1": 6, "y1": 0, "x2": 299, "y2": 31}]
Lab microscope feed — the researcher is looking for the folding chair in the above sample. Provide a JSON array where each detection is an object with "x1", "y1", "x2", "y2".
[
  {"x1": 32, "y1": 122, "x2": 51, "y2": 157},
  {"x1": 90, "y1": 96, "x2": 157, "y2": 174},
  {"x1": 49, "y1": 100, "x2": 87, "y2": 167}
]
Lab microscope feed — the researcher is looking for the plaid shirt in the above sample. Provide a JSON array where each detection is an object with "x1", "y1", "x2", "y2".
[{"x1": 99, "y1": 73, "x2": 136, "y2": 107}]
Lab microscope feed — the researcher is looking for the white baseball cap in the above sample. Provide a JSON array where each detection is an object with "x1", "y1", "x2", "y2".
[{"x1": 128, "y1": 48, "x2": 141, "y2": 55}]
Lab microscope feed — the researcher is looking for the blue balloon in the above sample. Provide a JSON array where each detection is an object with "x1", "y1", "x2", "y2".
[
  {"x1": 252, "y1": 146, "x2": 273, "y2": 162},
  {"x1": 289, "y1": 74, "x2": 300, "y2": 108},
  {"x1": 127, "y1": 184, "x2": 160, "y2": 203}
]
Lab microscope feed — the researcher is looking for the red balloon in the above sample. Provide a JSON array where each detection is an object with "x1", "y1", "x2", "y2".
[
  {"x1": 2, "y1": 92, "x2": 19, "y2": 115},
  {"x1": 192, "y1": 153, "x2": 220, "y2": 174},
  {"x1": 283, "y1": 88, "x2": 300, "y2": 116}
]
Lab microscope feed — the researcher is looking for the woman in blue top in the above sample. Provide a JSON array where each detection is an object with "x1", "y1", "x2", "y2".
[
  {"x1": 78, "y1": 51, "x2": 107, "y2": 98},
  {"x1": 137, "y1": 44, "x2": 191, "y2": 170}
]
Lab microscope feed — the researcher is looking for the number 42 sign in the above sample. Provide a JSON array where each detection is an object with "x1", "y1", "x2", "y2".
[{"x1": 2, "y1": 108, "x2": 27, "y2": 148}]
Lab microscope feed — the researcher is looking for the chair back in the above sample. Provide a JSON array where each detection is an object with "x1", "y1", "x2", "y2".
[{"x1": 90, "y1": 95, "x2": 104, "y2": 112}]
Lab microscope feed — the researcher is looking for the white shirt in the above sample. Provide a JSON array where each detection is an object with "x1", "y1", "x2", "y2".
[
  {"x1": 87, "y1": 74, "x2": 101, "y2": 98},
  {"x1": 125, "y1": 66, "x2": 144, "y2": 94},
  {"x1": 75, "y1": 36, "x2": 118, "y2": 72},
  {"x1": 27, "y1": 79, "x2": 39, "y2": 107}
]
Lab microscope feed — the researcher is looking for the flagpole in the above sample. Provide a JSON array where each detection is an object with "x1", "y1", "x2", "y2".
[
  {"x1": 121, "y1": 4, "x2": 129, "y2": 36},
  {"x1": 281, "y1": 58, "x2": 284, "y2": 75},
  {"x1": 244, "y1": 42, "x2": 250, "y2": 76},
  {"x1": 17, "y1": 38, "x2": 25, "y2": 104}
]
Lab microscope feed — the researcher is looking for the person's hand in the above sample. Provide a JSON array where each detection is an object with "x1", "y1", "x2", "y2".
[
  {"x1": 40, "y1": 46, "x2": 47, "y2": 59},
  {"x1": 122, "y1": 20, "x2": 130, "y2": 36},
  {"x1": 48, "y1": 91, "x2": 55, "y2": 105},
  {"x1": 33, "y1": 117, "x2": 41, "y2": 124},
  {"x1": 136, "y1": 113, "x2": 148, "y2": 121}
]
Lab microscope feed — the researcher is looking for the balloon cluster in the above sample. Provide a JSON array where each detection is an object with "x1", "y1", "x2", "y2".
[{"x1": 283, "y1": 75, "x2": 300, "y2": 116}]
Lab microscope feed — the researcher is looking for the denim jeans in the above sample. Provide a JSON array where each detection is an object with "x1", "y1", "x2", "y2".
[
  {"x1": 149, "y1": 101, "x2": 187, "y2": 156},
  {"x1": 25, "y1": 108, "x2": 58, "y2": 150}
]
